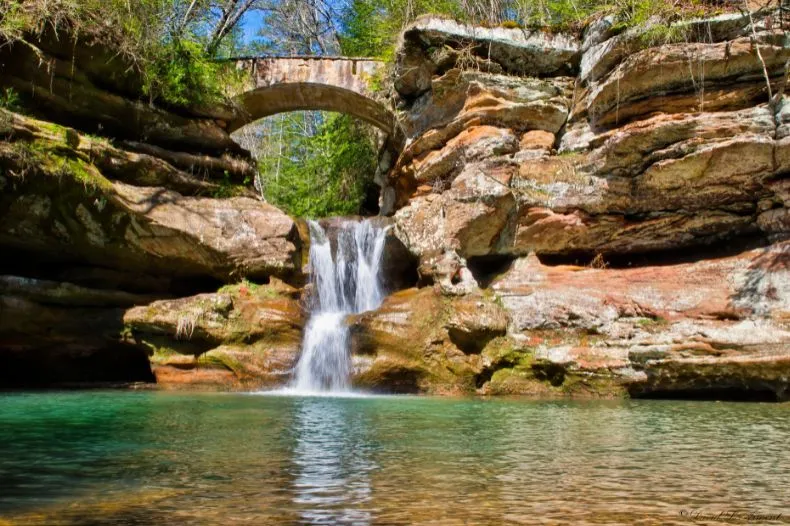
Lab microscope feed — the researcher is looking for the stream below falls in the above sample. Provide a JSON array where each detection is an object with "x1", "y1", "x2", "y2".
[{"x1": 0, "y1": 392, "x2": 788, "y2": 525}]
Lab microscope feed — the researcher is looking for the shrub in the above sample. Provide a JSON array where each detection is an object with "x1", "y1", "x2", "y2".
[
  {"x1": 0, "y1": 89, "x2": 20, "y2": 112},
  {"x1": 142, "y1": 40, "x2": 225, "y2": 107}
]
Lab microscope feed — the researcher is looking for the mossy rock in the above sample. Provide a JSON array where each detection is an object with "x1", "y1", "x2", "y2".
[{"x1": 481, "y1": 336, "x2": 535, "y2": 369}]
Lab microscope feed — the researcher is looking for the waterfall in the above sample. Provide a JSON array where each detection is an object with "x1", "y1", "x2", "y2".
[{"x1": 291, "y1": 219, "x2": 387, "y2": 393}]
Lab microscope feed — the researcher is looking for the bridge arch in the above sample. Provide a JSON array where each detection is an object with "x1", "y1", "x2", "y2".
[{"x1": 227, "y1": 57, "x2": 403, "y2": 150}]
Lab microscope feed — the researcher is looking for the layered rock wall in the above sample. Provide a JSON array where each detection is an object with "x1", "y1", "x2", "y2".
[
  {"x1": 385, "y1": 12, "x2": 790, "y2": 264},
  {"x1": 352, "y1": 10, "x2": 790, "y2": 399},
  {"x1": 0, "y1": 30, "x2": 310, "y2": 388}
]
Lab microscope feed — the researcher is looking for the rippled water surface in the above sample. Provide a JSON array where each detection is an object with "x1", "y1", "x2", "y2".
[{"x1": 1, "y1": 392, "x2": 789, "y2": 525}]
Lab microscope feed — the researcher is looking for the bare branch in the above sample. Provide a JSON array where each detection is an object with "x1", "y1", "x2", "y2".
[
  {"x1": 742, "y1": 0, "x2": 774, "y2": 103},
  {"x1": 207, "y1": 0, "x2": 257, "y2": 55}
]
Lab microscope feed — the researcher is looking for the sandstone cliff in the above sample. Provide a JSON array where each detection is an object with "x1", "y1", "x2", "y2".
[
  {"x1": 354, "y1": 10, "x2": 790, "y2": 400},
  {"x1": 0, "y1": 32, "x2": 306, "y2": 388}
]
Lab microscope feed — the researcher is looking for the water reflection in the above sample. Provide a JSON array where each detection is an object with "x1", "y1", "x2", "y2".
[{"x1": 290, "y1": 397, "x2": 377, "y2": 525}]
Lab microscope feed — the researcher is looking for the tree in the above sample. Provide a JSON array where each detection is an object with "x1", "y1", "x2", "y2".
[
  {"x1": 206, "y1": 0, "x2": 261, "y2": 55},
  {"x1": 241, "y1": 112, "x2": 379, "y2": 218},
  {"x1": 250, "y1": 0, "x2": 343, "y2": 54}
]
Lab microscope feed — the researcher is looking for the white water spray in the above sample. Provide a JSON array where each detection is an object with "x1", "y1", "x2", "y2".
[{"x1": 290, "y1": 219, "x2": 387, "y2": 393}]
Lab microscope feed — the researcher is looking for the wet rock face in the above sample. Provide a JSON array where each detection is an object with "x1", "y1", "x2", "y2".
[{"x1": 348, "y1": 287, "x2": 509, "y2": 394}]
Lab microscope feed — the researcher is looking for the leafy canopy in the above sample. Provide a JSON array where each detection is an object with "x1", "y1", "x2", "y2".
[{"x1": 253, "y1": 112, "x2": 379, "y2": 218}]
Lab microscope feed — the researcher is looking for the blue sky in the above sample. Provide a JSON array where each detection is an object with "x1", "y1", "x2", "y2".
[{"x1": 240, "y1": 10, "x2": 265, "y2": 44}]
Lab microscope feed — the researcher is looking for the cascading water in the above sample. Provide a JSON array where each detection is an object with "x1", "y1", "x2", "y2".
[{"x1": 290, "y1": 219, "x2": 388, "y2": 393}]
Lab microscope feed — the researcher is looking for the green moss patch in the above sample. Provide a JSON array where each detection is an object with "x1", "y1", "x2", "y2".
[
  {"x1": 217, "y1": 279, "x2": 281, "y2": 299},
  {"x1": 5, "y1": 134, "x2": 113, "y2": 194}
]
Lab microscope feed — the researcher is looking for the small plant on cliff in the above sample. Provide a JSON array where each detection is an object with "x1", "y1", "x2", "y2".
[
  {"x1": 176, "y1": 314, "x2": 198, "y2": 340},
  {"x1": 637, "y1": 22, "x2": 690, "y2": 47},
  {"x1": 455, "y1": 41, "x2": 483, "y2": 71},
  {"x1": 142, "y1": 40, "x2": 226, "y2": 107},
  {"x1": 218, "y1": 278, "x2": 265, "y2": 296},
  {"x1": 0, "y1": 89, "x2": 20, "y2": 112},
  {"x1": 211, "y1": 171, "x2": 249, "y2": 199},
  {"x1": 636, "y1": 316, "x2": 669, "y2": 329},
  {"x1": 588, "y1": 253, "x2": 609, "y2": 269}
]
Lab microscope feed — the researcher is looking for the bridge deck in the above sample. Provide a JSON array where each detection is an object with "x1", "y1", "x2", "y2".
[{"x1": 226, "y1": 55, "x2": 382, "y2": 62}]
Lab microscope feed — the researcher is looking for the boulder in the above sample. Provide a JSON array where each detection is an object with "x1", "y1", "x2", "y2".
[
  {"x1": 511, "y1": 208, "x2": 755, "y2": 257},
  {"x1": 395, "y1": 125, "x2": 518, "y2": 199},
  {"x1": 114, "y1": 183, "x2": 301, "y2": 282},
  {"x1": 123, "y1": 280, "x2": 304, "y2": 390},
  {"x1": 349, "y1": 287, "x2": 509, "y2": 394},
  {"x1": 394, "y1": 161, "x2": 518, "y2": 259},
  {"x1": 628, "y1": 340, "x2": 790, "y2": 401},
  {"x1": 415, "y1": 250, "x2": 478, "y2": 292}
]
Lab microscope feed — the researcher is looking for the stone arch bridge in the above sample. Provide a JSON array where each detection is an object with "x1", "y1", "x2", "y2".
[{"x1": 228, "y1": 56, "x2": 403, "y2": 151}]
